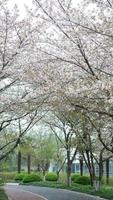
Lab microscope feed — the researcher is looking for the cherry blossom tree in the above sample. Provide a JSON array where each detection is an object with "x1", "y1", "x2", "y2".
[
  {"x1": 29, "y1": 0, "x2": 113, "y2": 148},
  {"x1": 0, "y1": 0, "x2": 47, "y2": 160},
  {"x1": 19, "y1": 0, "x2": 113, "y2": 189}
]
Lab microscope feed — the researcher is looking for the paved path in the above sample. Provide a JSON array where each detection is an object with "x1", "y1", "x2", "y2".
[
  {"x1": 5, "y1": 186, "x2": 47, "y2": 200},
  {"x1": 5, "y1": 184, "x2": 106, "y2": 200}
]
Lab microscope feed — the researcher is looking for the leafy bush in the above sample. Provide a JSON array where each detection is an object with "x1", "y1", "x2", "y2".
[
  {"x1": 71, "y1": 174, "x2": 81, "y2": 182},
  {"x1": 0, "y1": 172, "x2": 16, "y2": 182},
  {"x1": 75, "y1": 176, "x2": 90, "y2": 185},
  {"x1": 0, "y1": 178, "x2": 3, "y2": 185},
  {"x1": 23, "y1": 174, "x2": 42, "y2": 183},
  {"x1": 45, "y1": 173, "x2": 58, "y2": 181},
  {"x1": 15, "y1": 173, "x2": 27, "y2": 181}
]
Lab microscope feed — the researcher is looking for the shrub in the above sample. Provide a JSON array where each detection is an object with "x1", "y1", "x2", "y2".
[
  {"x1": 23, "y1": 174, "x2": 42, "y2": 183},
  {"x1": 75, "y1": 176, "x2": 90, "y2": 185},
  {"x1": 0, "y1": 172, "x2": 16, "y2": 182},
  {"x1": 71, "y1": 174, "x2": 81, "y2": 182},
  {"x1": 15, "y1": 173, "x2": 27, "y2": 181},
  {"x1": 45, "y1": 173, "x2": 58, "y2": 182},
  {"x1": 0, "y1": 178, "x2": 3, "y2": 185}
]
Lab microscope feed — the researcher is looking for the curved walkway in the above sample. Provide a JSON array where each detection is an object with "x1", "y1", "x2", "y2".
[
  {"x1": 5, "y1": 186, "x2": 47, "y2": 200},
  {"x1": 5, "y1": 184, "x2": 106, "y2": 200}
]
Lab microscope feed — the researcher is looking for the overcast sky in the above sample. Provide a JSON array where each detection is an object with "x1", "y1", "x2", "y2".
[
  {"x1": 8, "y1": 0, "x2": 83, "y2": 17},
  {"x1": 8, "y1": 0, "x2": 33, "y2": 17}
]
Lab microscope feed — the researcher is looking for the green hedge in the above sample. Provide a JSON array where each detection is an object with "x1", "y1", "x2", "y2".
[
  {"x1": 75, "y1": 176, "x2": 90, "y2": 185},
  {"x1": 71, "y1": 174, "x2": 81, "y2": 182},
  {"x1": 15, "y1": 173, "x2": 27, "y2": 181},
  {"x1": 23, "y1": 174, "x2": 42, "y2": 183},
  {"x1": 45, "y1": 173, "x2": 58, "y2": 181}
]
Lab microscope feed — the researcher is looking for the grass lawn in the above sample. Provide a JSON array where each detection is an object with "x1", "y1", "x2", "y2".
[
  {"x1": 0, "y1": 188, "x2": 8, "y2": 200},
  {"x1": 22, "y1": 181, "x2": 113, "y2": 200}
]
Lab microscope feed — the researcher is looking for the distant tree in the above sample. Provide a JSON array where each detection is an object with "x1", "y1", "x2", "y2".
[
  {"x1": 32, "y1": 129, "x2": 56, "y2": 178},
  {"x1": 45, "y1": 112, "x2": 78, "y2": 187}
]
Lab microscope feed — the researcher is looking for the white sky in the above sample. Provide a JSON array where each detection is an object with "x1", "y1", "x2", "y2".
[
  {"x1": 8, "y1": 0, "x2": 83, "y2": 17},
  {"x1": 8, "y1": 0, "x2": 33, "y2": 17}
]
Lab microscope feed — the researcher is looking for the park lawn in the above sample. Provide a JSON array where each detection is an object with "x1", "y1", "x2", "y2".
[
  {"x1": 22, "y1": 181, "x2": 113, "y2": 200},
  {"x1": 95, "y1": 186, "x2": 113, "y2": 200},
  {"x1": 71, "y1": 184, "x2": 113, "y2": 200},
  {"x1": 0, "y1": 188, "x2": 8, "y2": 200}
]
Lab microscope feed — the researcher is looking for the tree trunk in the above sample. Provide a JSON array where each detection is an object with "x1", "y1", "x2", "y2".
[
  {"x1": 43, "y1": 170, "x2": 46, "y2": 181},
  {"x1": 57, "y1": 171, "x2": 60, "y2": 182},
  {"x1": 93, "y1": 179, "x2": 101, "y2": 192},
  {"x1": 99, "y1": 154, "x2": 103, "y2": 182},
  {"x1": 106, "y1": 159, "x2": 109, "y2": 185},
  {"x1": 79, "y1": 159, "x2": 83, "y2": 176},
  {"x1": 89, "y1": 171, "x2": 94, "y2": 187},
  {"x1": 67, "y1": 150, "x2": 72, "y2": 187},
  {"x1": 37, "y1": 164, "x2": 41, "y2": 171},
  {"x1": 67, "y1": 165, "x2": 71, "y2": 187},
  {"x1": 27, "y1": 154, "x2": 31, "y2": 174},
  {"x1": 17, "y1": 150, "x2": 21, "y2": 173},
  {"x1": 85, "y1": 150, "x2": 95, "y2": 187},
  {"x1": 94, "y1": 151, "x2": 104, "y2": 191},
  {"x1": 99, "y1": 162, "x2": 103, "y2": 182}
]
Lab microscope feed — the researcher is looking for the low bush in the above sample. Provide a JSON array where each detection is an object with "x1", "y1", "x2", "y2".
[
  {"x1": 75, "y1": 176, "x2": 90, "y2": 185},
  {"x1": 45, "y1": 172, "x2": 58, "y2": 181},
  {"x1": 15, "y1": 173, "x2": 27, "y2": 181},
  {"x1": 0, "y1": 172, "x2": 16, "y2": 182},
  {"x1": 71, "y1": 174, "x2": 81, "y2": 182},
  {"x1": 23, "y1": 174, "x2": 42, "y2": 183},
  {"x1": 0, "y1": 178, "x2": 3, "y2": 185}
]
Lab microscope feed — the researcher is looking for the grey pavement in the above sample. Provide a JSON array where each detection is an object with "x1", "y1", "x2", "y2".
[
  {"x1": 4, "y1": 184, "x2": 107, "y2": 200},
  {"x1": 5, "y1": 187, "x2": 46, "y2": 200}
]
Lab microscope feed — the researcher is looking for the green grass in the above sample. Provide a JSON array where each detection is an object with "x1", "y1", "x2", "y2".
[
  {"x1": 0, "y1": 188, "x2": 8, "y2": 200},
  {"x1": 22, "y1": 181, "x2": 113, "y2": 199},
  {"x1": 71, "y1": 184, "x2": 113, "y2": 200},
  {"x1": 102, "y1": 176, "x2": 113, "y2": 186}
]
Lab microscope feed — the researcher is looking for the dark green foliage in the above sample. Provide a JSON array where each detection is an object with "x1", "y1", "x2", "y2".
[
  {"x1": 0, "y1": 178, "x2": 3, "y2": 185},
  {"x1": 71, "y1": 174, "x2": 81, "y2": 182},
  {"x1": 15, "y1": 173, "x2": 27, "y2": 181},
  {"x1": 45, "y1": 172, "x2": 58, "y2": 181},
  {"x1": 75, "y1": 176, "x2": 90, "y2": 185},
  {"x1": 23, "y1": 174, "x2": 42, "y2": 183}
]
